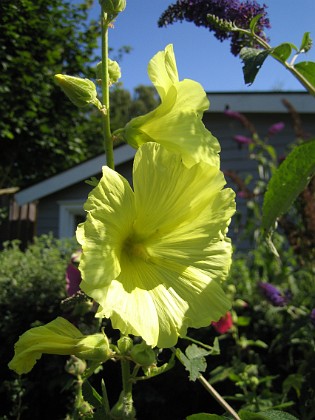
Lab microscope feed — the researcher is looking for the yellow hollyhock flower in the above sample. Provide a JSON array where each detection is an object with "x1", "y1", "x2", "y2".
[
  {"x1": 77, "y1": 142, "x2": 235, "y2": 348},
  {"x1": 8, "y1": 317, "x2": 111, "y2": 375},
  {"x1": 119, "y1": 44, "x2": 220, "y2": 168}
]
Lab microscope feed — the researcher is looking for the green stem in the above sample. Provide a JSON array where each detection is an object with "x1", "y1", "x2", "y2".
[
  {"x1": 120, "y1": 358, "x2": 135, "y2": 418},
  {"x1": 101, "y1": 7, "x2": 115, "y2": 169},
  {"x1": 198, "y1": 375, "x2": 241, "y2": 420},
  {"x1": 236, "y1": 27, "x2": 315, "y2": 96}
]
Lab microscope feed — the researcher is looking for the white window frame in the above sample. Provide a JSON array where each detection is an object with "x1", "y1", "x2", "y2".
[{"x1": 58, "y1": 200, "x2": 85, "y2": 238}]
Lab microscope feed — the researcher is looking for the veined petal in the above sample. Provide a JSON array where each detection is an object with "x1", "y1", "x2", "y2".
[
  {"x1": 8, "y1": 318, "x2": 84, "y2": 374},
  {"x1": 122, "y1": 44, "x2": 220, "y2": 167},
  {"x1": 9, "y1": 317, "x2": 111, "y2": 375},
  {"x1": 77, "y1": 166, "x2": 136, "y2": 289},
  {"x1": 77, "y1": 143, "x2": 235, "y2": 348},
  {"x1": 148, "y1": 44, "x2": 178, "y2": 100}
]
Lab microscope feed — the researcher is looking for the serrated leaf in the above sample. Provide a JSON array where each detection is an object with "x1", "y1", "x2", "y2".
[
  {"x1": 262, "y1": 139, "x2": 315, "y2": 231},
  {"x1": 239, "y1": 409, "x2": 298, "y2": 420},
  {"x1": 176, "y1": 344, "x2": 212, "y2": 381},
  {"x1": 294, "y1": 61, "x2": 315, "y2": 91},
  {"x1": 187, "y1": 414, "x2": 229, "y2": 420},
  {"x1": 240, "y1": 48, "x2": 271, "y2": 85},
  {"x1": 272, "y1": 43, "x2": 296, "y2": 63},
  {"x1": 299, "y1": 32, "x2": 313, "y2": 52}
]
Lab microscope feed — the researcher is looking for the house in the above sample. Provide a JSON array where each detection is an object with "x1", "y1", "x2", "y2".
[{"x1": 13, "y1": 92, "x2": 315, "y2": 248}]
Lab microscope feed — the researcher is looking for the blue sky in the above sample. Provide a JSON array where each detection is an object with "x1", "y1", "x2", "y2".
[{"x1": 88, "y1": 0, "x2": 315, "y2": 93}]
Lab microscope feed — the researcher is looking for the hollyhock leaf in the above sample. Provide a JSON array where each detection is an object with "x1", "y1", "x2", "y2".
[
  {"x1": 262, "y1": 138, "x2": 315, "y2": 231},
  {"x1": 77, "y1": 142, "x2": 235, "y2": 348},
  {"x1": 122, "y1": 44, "x2": 220, "y2": 168},
  {"x1": 177, "y1": 344, "x2": 212, "y2": 381},
  {"x1": 240, "y1": 47, "x2": 271, "y2": 85}
]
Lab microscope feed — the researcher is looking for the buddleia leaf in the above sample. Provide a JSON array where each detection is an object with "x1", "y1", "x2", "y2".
[
  {"x1": 294, "y1": 61, "x2": 315, "y2": 92},
  {"x1": 187, "y1": 414, "x2": 228, "y2": 420},
  {"x1": 299, "y1": 32, "x2": 313, "y2": 52},
  {"x1": 262, "y1": 139, "x2": 315, "y2": 231},
  {"x1": 272, "y1": 43, "x2": 297, "y2": 62},
  {"x1": 240, "y1": 47, "x2": 271, "y2": 85}
]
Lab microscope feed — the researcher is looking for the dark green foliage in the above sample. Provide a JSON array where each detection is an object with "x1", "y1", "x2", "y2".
[
  {"x1": 0, "y1": 0, "x2": 100, "y2": 189},
  {"x1": 0, "y1": 234, "x2": 77, "y2": 419}
]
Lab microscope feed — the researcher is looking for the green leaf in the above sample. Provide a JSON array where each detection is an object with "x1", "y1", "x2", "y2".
[
  {"x1": 282, "y1": 373, "x2": 304, "y2": 398},
  {"x1": 249, "y1": 14, "x2": 263, "y2": 33},
  {"x1": 143, "y1": 352, "x2": 176, "y2": 378},
  {"x1": 239, "y1": 409, "x2": 298, "y2": 420},
  {"x1": 272, "y1": 43, "x2": 296, "y2": 63},
  {"x1": 299, "y1": 32, "x2": 313, "y2": 52},
  {"x1": 187, "y1": 414, "x2": 228, "y2": 420},
  {"x1": 176, "y1": 344, "x2": 212, "y2": 381},
  {"x1": 82, "y1": 380, "x2": 103, "y2": 408},
  {"x1": 240, "y1": 48, "x2": 271, "y2": 85},
  {"x1": 262, "y1": 138, "x2": 315, "y2": 231},
  {"x1": 294, "y1": 61, "x2": 315, "y2": 91}
]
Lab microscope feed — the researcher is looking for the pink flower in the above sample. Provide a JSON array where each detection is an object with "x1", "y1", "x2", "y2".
[
  {"x1": 212, "y1": 311, "x2": 233, "y2": 334},
  {"x1": 224, "y1": 109, "x2": 243, "y2": 120},
  {"x1": 268, "y1": 122, "x2": 285, "y2": 136},
  {"x1": 65, "y1": 250, "x2": 82, "y2": 296},
  {"x1": 233, "y1": 135, "x2": 252, "y2": 145}
]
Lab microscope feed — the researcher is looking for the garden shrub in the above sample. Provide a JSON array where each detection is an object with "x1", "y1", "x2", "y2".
[{"x1": 0, "y1": 234, "x2": 77, "y2": 419}]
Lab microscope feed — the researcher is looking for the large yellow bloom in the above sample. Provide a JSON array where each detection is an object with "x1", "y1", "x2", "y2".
[
  {"x1": 8, "y1": 317, "x2": 111, "y2": 375},
  {"x1": 120, "y1": 44, "x2": 220, "y2": 168},
  {"x1": 77, "y1": 143, "x2": 235, "y2": 348}
]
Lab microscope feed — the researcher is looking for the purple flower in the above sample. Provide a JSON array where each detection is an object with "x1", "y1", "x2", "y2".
[
  {"x1": 237, "y1": 190, "x2": 249, "y2": 198},
  {"x1": 258, "y1": 282, "x2": 287, "y2": 307},
  {"x1": 268, "y1": 122, "x2": 285, "y2": 136},
  {"x1": 310, "y1": 309, "x2": 315, "y2": 327},
  {"x1": 233, "y1": 134, "x2": 252, "y2": 145},
  {"x1": 224, "y1": 109, "x2": 244, "y2": 120},
  {"x1": 158, "y1": 0, "x2": 270, "y2": 56}
]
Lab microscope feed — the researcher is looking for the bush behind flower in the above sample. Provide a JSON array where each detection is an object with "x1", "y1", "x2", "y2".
[{"x1": 0, "y1": 234, "x2": 77, "y2": 419}]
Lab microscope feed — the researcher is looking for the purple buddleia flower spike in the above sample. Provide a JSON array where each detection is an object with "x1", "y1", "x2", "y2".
[
  {"x1": 158, "y1": 0, "x2": 270, "y2": 56},
  {"x1": 310, "y1": 309, "x2": 315, "y2": 327},
  {"x1": 258, "y1": 281, "x2": 287, "y2": 307},
  {"x1": 268, "y1": 122, "x2": 285, "y2": 136}
]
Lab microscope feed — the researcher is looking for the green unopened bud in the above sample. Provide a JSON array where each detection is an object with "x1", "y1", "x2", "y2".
[
  {"x1": 54, "y1": 74, "x2": 101, "y2": 109},
  {"x1": 96, "y1": 60, "x2": 121, "y2": 86},
  {"x1": 117, "y1": 336, "x2": 133, "y2": 354},
  {"x1": 130, "y1": 342, "x2": 156, "y2": 367},
  {"x1": 65, "y1": 355, "x2": 87, "y2": 376},
  {"x1": 100, "y1": 0, "x2": 126, "y2": 18},
  {"x1": 75, "y1": 333, "x2": 112, "y2": 363}
]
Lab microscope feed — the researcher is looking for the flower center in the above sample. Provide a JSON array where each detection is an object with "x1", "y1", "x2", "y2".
[{"x1": 123, "y1": 235, "x2": 151, "y2": 262}]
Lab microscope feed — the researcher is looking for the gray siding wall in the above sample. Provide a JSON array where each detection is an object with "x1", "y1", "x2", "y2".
[{"x1": 36, "y1": 107, "x2": 314, "y2": 247}]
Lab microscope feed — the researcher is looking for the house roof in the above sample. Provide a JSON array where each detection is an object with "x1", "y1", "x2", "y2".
[
  {"x1": 15, "y1": 92, "x2": 314, "y2": 206},
  {"x1": 15, "y1": 144, "x2": 135, "y2": 206},
  {"x1": 207, "y1": 91, "x2": 314, "y2": 113}
]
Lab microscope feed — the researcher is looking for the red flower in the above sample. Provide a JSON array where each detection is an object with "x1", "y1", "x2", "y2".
[{"x1": 212, "y1": 311, "x2": 233, "y2": 334}]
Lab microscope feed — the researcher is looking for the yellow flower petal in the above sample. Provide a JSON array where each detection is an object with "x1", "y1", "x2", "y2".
[
  {"x1": 122, "y1": 44, "x2": 220, "y2": 168},
  {"x1": 77, "y1": 143, "x2": 235, "y2": 348}
]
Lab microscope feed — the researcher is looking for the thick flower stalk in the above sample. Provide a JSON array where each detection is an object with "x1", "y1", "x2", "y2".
[
  {"x1": 9, "y1": 317, "x2": 111, "y2": 375},
  {"x1": 77, "y1": 142, "x2": 235, "y2": 348},
  {"x1": 119, "y1": 44, "x2": 220, "y2": 168}
]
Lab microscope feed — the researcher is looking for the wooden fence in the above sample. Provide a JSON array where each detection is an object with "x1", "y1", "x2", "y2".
[{"x1": 0, "y1": 189, "x2": 36, "y2": 249}]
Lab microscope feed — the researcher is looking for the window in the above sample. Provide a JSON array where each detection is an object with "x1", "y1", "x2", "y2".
[{"x1": 58, "y1": 200, "x2": 85, "y2": 238}]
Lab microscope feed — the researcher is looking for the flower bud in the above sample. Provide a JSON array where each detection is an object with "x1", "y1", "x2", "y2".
[
  {"x1": 99, "y1": 0, "x2": 126, "y2": 19},
  {"x1": 117, "y1": 336, "x2": 133, "y2": 354},
  {"x1": 96, "y1": 60, "x2": 121, "y2": 86},
  {"x1": 75, "y1": 333, "x2": 112, "y2": 363},
  {"x1": 54, "y1": 74, "x2": 101, "y2": 109},
  {"x1": 130, "y1": 341, "x2": 156, "y2": 366},
  {"x1": 65, "y1": 355, "x2": 87, "y2": 376}
]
